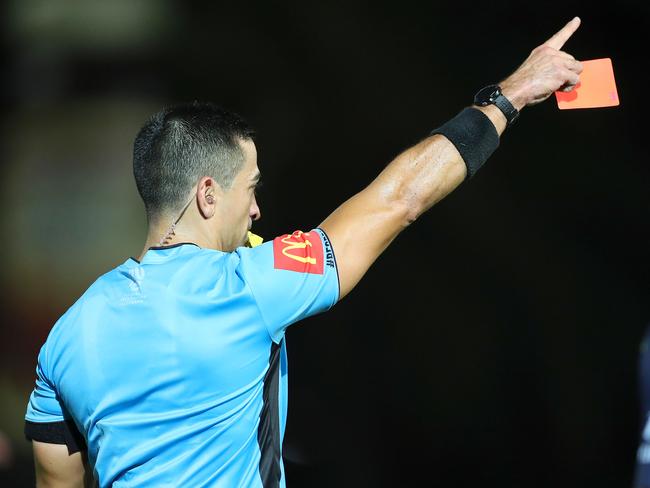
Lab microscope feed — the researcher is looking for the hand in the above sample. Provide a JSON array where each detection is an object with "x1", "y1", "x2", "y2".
[{"x1": 500, "y1": 17, "x2": 584, "y2": 110}]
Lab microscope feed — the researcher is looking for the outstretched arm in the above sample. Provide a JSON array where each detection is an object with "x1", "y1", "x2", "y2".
[{"x1": 320, "y1": 17, "x2": 583, "y2": 299}]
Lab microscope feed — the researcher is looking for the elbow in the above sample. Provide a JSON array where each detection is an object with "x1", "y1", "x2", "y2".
[
  {"x1": 405, "y1": 211, "x2": 419, "y2": 227},
  {"x1": 392, "y1": 197, "x2": 421, "y2": 229},
  {"x1": 405, "y1": 203, "x2": 423, "y2": 227},
  {"x1": 387, "y1": 179, "x2": 430, "y2": 228},
  {"x1": 374, "y1": 179, "x2": 425, "y2": 229},
  {"x1": 393, "y1": 172, "x2": 462, "y2": 227}
]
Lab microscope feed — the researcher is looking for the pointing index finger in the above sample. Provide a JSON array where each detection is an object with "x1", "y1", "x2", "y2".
[{"x1": 544, "y1": 17, "x2": 581, "y2": 50}]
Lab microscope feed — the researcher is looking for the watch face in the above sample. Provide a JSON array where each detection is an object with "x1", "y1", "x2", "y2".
[{"x1": 474, "y1": 84, "x2": 501, "y2": 106}]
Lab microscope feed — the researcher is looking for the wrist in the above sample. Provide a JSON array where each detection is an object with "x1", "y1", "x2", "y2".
[
  {"x1": 499, "y1": 80, "x2": 528, "y2": 112},
  {"x1": 473, "y1": 84, "x2": 519, "y2": 126}
]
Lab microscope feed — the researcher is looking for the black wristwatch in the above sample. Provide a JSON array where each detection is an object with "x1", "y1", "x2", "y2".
[{"x1": 473, "y1": 84, "x2": 519, "y2": 126}]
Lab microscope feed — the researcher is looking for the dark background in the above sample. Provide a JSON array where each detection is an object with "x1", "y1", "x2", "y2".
[{"x1": 1, "y1": 1, "x2": 648, "y2": 486}]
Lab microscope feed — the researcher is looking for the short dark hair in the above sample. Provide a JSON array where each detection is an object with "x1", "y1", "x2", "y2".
[{"x1": 133, "y1": 101, "x2": 255, "y2": 221}]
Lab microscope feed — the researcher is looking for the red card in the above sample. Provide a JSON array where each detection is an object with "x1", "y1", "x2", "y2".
[{"x1": 555, "y1": 58, "x2": 619, "y2": 109}]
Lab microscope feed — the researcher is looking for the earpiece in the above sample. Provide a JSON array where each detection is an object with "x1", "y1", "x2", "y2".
[{"x1": 206, "y1": 195, "x2": 214, "y2": 204}]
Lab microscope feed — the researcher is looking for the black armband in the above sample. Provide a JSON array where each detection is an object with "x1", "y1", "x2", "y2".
[
  {"x1": 25, "y1": 419, "x2": 87, "y2": 454},
  {"x1": 430, "y1": 107, "x2": 500, "y2": 179}
]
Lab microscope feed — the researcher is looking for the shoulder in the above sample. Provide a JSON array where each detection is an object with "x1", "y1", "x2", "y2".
[{"x1": 41, "y1": 264, "x2": 125, "y2": 360}]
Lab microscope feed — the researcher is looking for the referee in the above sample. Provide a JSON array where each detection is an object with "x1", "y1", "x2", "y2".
[{"x1": 24, "y1": 18, "x2": 583, "y2": 488}]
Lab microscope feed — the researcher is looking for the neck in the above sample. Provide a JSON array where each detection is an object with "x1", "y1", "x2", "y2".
[{"x1": 138, "y1": 224, "x2": 221, "y2": 261}]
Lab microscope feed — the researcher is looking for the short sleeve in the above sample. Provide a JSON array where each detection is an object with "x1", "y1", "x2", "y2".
[
  {"x1": 25, "y1": 343, "x2": 65, "y2": 423},
  {"x1": 237, "y1": 228, "x2": 339, "y2": 342}
]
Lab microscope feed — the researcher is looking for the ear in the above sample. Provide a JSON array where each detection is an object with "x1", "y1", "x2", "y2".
[{"x1": 197, "y1": 176, "x2": 219, "y2": 219}]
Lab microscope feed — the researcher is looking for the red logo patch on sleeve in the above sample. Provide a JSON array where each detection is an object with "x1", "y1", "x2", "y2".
[{"x1": 273, "y1": 230, "x2": 324, "y2": 274}]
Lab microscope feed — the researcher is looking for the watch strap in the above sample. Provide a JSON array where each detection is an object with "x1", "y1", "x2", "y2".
[{"x1": 493, "y1": 90, "x2": 519, "y2": 125}]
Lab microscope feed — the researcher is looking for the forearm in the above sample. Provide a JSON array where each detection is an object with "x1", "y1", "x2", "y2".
[
  {"x1": 320, "y1": 103, "x2": 509, "y2": 298},
  {"x1": 367, "y1": 102, "x2": 508, "y2": 226}
]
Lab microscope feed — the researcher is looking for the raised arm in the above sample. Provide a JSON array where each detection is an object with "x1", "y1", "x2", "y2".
[{"x1": 320, "y1": 17, "x2": 583, "y2": 299}]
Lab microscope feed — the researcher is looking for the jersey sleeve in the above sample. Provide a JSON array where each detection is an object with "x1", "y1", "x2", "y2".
[
  {"x1": 25, "y1": 343, "x2": 65, "y2": 423},
  {"x1": 237, "y1": 228, "x2": 340, "y2": 343}
]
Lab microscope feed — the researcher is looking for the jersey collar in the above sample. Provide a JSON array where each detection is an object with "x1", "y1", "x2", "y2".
[{"x1": 128, "y1": 242, "x2": 200, "y2": 264}]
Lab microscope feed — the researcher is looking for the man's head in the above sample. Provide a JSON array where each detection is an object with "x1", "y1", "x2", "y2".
[{"x1": 133, "y1": 102, "x2": 261, "y2": 251}]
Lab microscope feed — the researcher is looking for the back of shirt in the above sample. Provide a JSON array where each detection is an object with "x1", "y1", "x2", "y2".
[{"x1": 25, "y1": 229, "x2": 339, "y2": 487}]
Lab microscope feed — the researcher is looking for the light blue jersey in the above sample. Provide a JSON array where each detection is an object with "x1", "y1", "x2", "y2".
[{"x1": 25, "y1": 228, "x2": 339, "y2": 487}]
